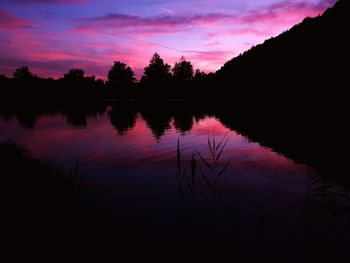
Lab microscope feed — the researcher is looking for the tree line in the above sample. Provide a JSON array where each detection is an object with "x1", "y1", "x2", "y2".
[{"x1": 0, "y1": 53, "x2": 213, "y2": 101}]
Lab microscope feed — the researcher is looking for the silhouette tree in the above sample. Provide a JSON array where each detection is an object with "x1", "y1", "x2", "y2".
[
  {"x1": 107, "y1": 62, "x2": 136, "y2": 98},
  {"x1": 64, "y1": 69, "x2": 85, "y2": 80},
  {"x1": 172, "y1": 56, "x2": 194, "y2": 82},
  {"x1": 13, "y1": 66, "x2": 34, "y2": 80},
  {"x1": 194, "y1": 69, "x2": 207, "y2": 81},
  {"x1": 141, "y1": 53, "x2": 171, "y2": 86}
]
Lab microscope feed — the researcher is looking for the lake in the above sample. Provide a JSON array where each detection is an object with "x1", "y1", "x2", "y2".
[{"x1": 1, "y1": 105, "x2": 349, "y2": 261}]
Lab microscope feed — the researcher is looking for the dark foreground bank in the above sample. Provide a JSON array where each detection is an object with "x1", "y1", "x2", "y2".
[
  {"x1": 0, "y1": 141, "x2": 252, "y2": 261},
  {"x1": 2, "y1": 139, "x2": 350, "y2": 262}
]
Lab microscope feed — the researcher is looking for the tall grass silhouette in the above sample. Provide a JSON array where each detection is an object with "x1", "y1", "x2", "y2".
[{"x1": 176, "y1": 132, "x2": 230, "y2": 212}]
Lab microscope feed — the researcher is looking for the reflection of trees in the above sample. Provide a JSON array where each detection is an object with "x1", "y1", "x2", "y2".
[
  {"x1": 66, "y1": 112, "x2": 87, "y2": 128},
  {"x1": 140, "y1": 107, "x2": 172, "y2": 141},
  {"x1": 16, "y1": 112, "x2": 38, "y2": 129},
  {"x1": 0, "y1": 101, "x2": 108, "y2": 129},
  {"x1": 1, "y1": 98, "x2": 210, "y2": 140},
  {"x1": 65, "y1": 102, "x2": 107, "y2": 129},
  {"x1": 304, "y1": 172, "x2": 350, "y2": 261},
  {"x1": 108, "y1": 104, "x2": 137, "y2": 135},
  {"x1": 306, "y1": 173, "x2": 350, "y2": 223},
  {"x1": 139, "y1": 104, "x2": 210, "y2": 140},
  {"x1": 0, "y1": 111, "x2": 14, "y2": 122},
  {"x1": 173, "y1": 112, "x2": 194, "y2": 133}
]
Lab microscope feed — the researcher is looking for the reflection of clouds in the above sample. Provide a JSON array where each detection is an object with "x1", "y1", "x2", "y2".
[
  {"x1": 0, "y1": 113, "x2": 307, "y2": 178},
  {"x1": 192, "y1": 117, "x2": 230, "y2": 135},
  {"x1": 0, "y1": 111, "x2": 310, "y2": 212}
]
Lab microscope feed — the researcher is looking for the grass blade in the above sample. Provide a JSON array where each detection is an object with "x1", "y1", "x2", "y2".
[
  {"x1": 200, "y1": 192, "x2": 214, "y2": 210},
  {"x1": 196, "y1": 150, "x2": 212, "y2": 170},
  {"x1": 186, "y1": 177, "x2": 194, "y2": 194},
  {"x1": 213, "y1": 137, "x2": 216, "y2": 156},
  {"x1": 201, "y1": 171, "x2": 215, "y2": 191},
  {"x1": 216, "y1": 138, "x2": 228, "y2": 162},
  {"x1": 217, "y1": 188, "x2": 225, "y2": 200},
  {"x1": 208, "y1": 137, "x2": 214, "y2": 158},
  {"x1": 190, "y1": 152, "x2": 196, "y2": 187},
  {"x1": 216, "y1": 131, "x2": 229, "y2": 151},
  {"x1": 177, "y1": 139, "x2": 181, "y2": 172},
  {"x1": 218, "y1": 160, "x2": 230, "y2": 178},
  {"x1": 182, "y1": 165, "x2": 188, "y2": 183}
]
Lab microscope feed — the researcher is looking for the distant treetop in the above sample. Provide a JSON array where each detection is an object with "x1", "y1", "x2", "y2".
[
  {"x1": 13, "y1": 66, "x2": 34, "y2": 80},
  {"x1": 172, "y1": 56, "x2": 194, "y2": 82},
  {"x1": 141, "y1": 53, "x2": 172, "y2": 85},
  {"x1": 107, "y1": 61, "x2": 136, "y2": 88},
  {"x1": 64, "y1": 69, "x2": 85, "y2": 80}
]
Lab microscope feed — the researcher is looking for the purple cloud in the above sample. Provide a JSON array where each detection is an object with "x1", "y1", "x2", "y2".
[
  {"x1": 9, "y1": 0, "x2": 87, "y2": 4},
  {"x1": 77, "y1": 0, "x2": 332, "y2": 34},
  {"x1": 81, "y1": 12, "x2": 233, "y2": 29},
  {"x1": 0, "y1": 0, "x2": 336, "y2": 79},
  {"x1": 0, "y1": 9, "x2": 32, "y2": 29}
]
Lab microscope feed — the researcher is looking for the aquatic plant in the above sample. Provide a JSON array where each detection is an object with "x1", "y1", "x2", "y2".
[{"x1": 176, "y1": 132, "x2": 230, "y2": 212}]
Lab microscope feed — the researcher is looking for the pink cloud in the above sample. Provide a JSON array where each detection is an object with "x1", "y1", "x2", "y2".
[
  {"x1": 160, "y1": 7, "x2": 175, "y2": 16},
  {"x1": 78, "y1": 0, "x2": 330, "y2": 32},
  {"x1": 0, "y1": 9, "x2": 32, "y2": 29},
  {"x1": 85, "y1": 12, "x2": 231, "y2": 27},
  {"x1": 0, "y1": 28, "x2": 149, "y2": 79},
  {"x1": 241, "y1": 1, "x2": 328, "y2": 25},
  {"x1": 183, "y1": 50, "x2": 234, "y2": 72},
  {"x1": 0, "y1": 0, "x2": 336, "y2": 79},
  {"x1": 205, "y1": 41, "x2": 223, "y2": 47}
]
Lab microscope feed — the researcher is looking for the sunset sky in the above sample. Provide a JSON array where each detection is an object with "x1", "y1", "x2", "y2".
[{"x1": 0, "y1": 0, "x2": 335, "y2": 79}]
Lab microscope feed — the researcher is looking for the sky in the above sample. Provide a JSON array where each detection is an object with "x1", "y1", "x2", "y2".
[{"x1": 0, "y1": 0, "x2": 336, "y2": 79}]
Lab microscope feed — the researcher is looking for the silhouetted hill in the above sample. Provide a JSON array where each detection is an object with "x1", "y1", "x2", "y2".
[
  {"x1": 214, "y1": 0, "x2": 349, "y2": 177},
  {"x1": 217, "y1": 0, "x2": 349, "y2": 96}
]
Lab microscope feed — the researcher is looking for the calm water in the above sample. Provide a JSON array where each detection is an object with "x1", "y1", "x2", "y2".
[{"x1": 1, "y1": 108, "x2": 348, "y2": 260}]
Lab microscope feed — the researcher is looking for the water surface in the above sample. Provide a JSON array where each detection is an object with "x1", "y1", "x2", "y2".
[{"x1": 1, "y1": 108, "x2": 345, "y2": 260}]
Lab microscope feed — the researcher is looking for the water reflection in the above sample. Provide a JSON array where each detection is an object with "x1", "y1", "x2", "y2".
[
  {"x1": 0, "y1": 103, "x2": 217, "y2": 141},
  {"x1": 0, "y1": 101, "x2": 107, "y2": 130},
  {"x1": 140, "y1": 107, "x2": 172, "y2": 140},
  {"x1": 66, "y1": 112, "x2": 87, "y2": 128},
  {"x1": 1, "y1": 105, "x2": 349, "y2": 260},
  {"x1": 108, "y1": 104, "x2": 137, "y2": 135}
]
